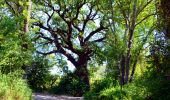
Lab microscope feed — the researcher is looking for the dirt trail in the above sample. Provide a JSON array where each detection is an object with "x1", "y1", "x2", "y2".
[{"x1": 32, "y1": 93, "x2": 83, "y2": 100}]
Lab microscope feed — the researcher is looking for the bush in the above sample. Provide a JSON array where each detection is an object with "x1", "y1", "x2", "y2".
[
  {"x1": 84, "y1": 78, "x2": 116, "y2": 100},
  {"x1": 26, "y1": 56, "x2": 54, "y2": 92},
  {"x1": 84, "y1": 73, "x2": 156, "y2": 100},
  {"x1": 85, "y1": 72, "x2": 170, "y2": 100},
  {"x1": 0, "y1": 72, "x2": 32, "y2": 100},
  {"x1": 85, "y1": 80, "x2": 148, "y2": 100},
  {"x1": 50, "y1": 72, "x2": 87, "y2": 96},
  {"x1": 99, "y1": 86, "x2": 127, "y2": 100},
  {"x1": 91, "y1": 78, "x2": 115, "y2": 93}
]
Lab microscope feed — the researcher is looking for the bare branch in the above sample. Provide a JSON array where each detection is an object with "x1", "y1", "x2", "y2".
[
  {"x1": 33, "y1": 22, "x2": 49, "y2": 31},
  {"x1": 44, "y1": 11, "x2": 54, "y2": 28},
  {"x1": 38, "y1": 32, "x2": 54, "y2": 42},
  {"x1": 72, "y1": 2, "x2": 86, "y2": 21},
  {"x1": 135, "y1": 13, "x2": 156, "y2": 27},
  {"x1": 5, "y1": 0, "x2": 16, "y2": 14},
  {"x1": 84, "y1": 25, "x2": 106, "y2": 42},
  {"x1": 72, "y1": 23, "x2": 82, "y2": 32},
  {"x1": 136, "y1": 0, "x2": 153, "y2": 16},
  {"x1": 37, "y1": 50, "x2": 60, "y2": 55},
  {"x1": 91, "y1": 36, "x2": 106, "y2": 43},
  {"x1": 82, "y1": 4, "x2": 94, "y2": 31}
]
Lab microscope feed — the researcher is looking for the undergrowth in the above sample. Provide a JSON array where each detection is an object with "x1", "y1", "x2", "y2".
[{"x1": 0, "y1": 71, "x2": 32, "y2": 100}]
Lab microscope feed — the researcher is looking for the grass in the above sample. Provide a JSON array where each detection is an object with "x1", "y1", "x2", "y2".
[{"x1": 0, "y1": 72, "x2": 32, "y2": 100}]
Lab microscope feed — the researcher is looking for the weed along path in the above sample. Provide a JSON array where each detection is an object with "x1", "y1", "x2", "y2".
[{"x1": 33, "y1": 93, "x2": 83, "y2": 100}]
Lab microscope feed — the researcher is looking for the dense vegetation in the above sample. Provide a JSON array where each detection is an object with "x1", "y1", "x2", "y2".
[{"x1": 0, "y1": 0, "x2": 169, "y2": 100}]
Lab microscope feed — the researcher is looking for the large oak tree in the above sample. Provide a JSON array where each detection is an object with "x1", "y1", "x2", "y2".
[{"x1": 33, "y1": 0, "x2": 107, "y2": 93}]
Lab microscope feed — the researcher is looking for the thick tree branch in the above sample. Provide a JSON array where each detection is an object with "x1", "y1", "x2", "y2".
[
  {"x1": 59, "y1": 48, "x2": 79, "y2": 67},
  {"x1": 37, "y1": 50, "x2": 60, "y2": 55},
  {"x1": 33, "y1": 22, "x2": 49, "y2": 31},
  {"x1": 91, "y1": 36, "x2": 106, "y2": 43},
  {"x1": 84, "y1": 25, "x2": 106, "y2": 42}
]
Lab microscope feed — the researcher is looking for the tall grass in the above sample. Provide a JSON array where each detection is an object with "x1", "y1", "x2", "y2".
[{"x1": 0, "y1": 72, "x2": 32, "y2": 100}]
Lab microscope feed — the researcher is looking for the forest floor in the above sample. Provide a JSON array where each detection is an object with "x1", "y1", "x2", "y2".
[{"x1": 32, "y1": 93, "x2": 83, "y2": 100}]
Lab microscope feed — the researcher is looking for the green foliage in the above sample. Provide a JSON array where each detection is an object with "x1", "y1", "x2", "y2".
[
  {"x1": 148, "y1": 80, "x2": 170, "y2": 100},
  {"x1": 148, "y1": 32, "x2": 170, "y2": 75},
  {"x1": 91, "y1": 78, "x2": 114, "y2": 93},
  {"x1": 84, "y1": 78, "x2": 116, "y2": 100},
  {"x1": 85, "y1": 66, "x2": 170, "y2": 100},
  {"x1": 85, "y1": 78, "x2": 147, "y2": 100},
  {"x1": 50, "y1": 72, "x2": 87, "y2": 96},
  {"x1": 0, "y1": 15, "x2": 33, "y2": 74},
  {"x1": 0, "y1": 4, "x2": 33, "y2": 99},
  {"x1": 0, "y1": 72, "x2": 32, "y2": 100},
  {"x1": 26, "y1": 56, "x2": 54, "y2": 92},
  {"x1": 99, "y1": 86, "x2": 127, "y2": 100}
]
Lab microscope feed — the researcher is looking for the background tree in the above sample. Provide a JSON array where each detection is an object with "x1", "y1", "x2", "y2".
[
  {"x1": 149, "y1": 0, "x2": 170, "y2": 77},
  {"x1": 97, "y1": 0, "x2": 156, "y2": 84},
  {"x1": 0, "y1": 1, "x2": 32, "y2": 73},
  {"x1": 2, "y1": 0, "x2": 33, "y2": 73}
]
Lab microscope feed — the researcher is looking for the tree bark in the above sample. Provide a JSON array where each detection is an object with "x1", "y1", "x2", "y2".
[
  {"x1": 23, "y1": 0, "x2": 32, "y2": 33},
  {"x1": 72, "y1": 53, "x2": 90, "y2": 96},
  {"x1": 74, "y1": 64, "x2": 90, "y2": 96},
  {"x1": 120, "y1": 55, "x2": 126, "y2": 85},
  {"x1": 125, "y1": 28, "x2": 134, "y2": 84},
  {"x1": 160, "y1": 0, "x2": 170, "y2": 39},
  {"x1": 129, "y1": 59, "x2": 138, "y2": 82},
  {"x1": 75, "y1": 66, "x2": 90, "y2": 89}
]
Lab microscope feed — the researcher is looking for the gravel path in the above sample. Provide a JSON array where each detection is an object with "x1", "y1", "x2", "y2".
[{"x1": 32, "y1": 93, "x2": 83, "y2": 100}]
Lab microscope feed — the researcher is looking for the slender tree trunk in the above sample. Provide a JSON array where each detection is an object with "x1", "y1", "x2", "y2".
[
  {"x1": 23, "y1": 0, "x2": 32, "y2": 33},
  {"x1": 120, "y1": 55, "x2": 126, "y2": 85},
  {"x1": 124, "y1": 0, "x2": 137, "y2": 84},
  {"x1": 129, "y1": 59, "x2": 138, "y2": 82},
  {"x1": 125, "y1": 28, "x2": 134, "y2": 84},
  {"x1": 21, "y1": 0, "x2": 32, "y2": 51},
  {"x1": 20, "y1": 0, "x2": 32, "y2": 77}
]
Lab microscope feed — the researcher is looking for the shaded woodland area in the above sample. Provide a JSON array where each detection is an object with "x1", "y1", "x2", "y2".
[{"x1": 0, "y1": 0, "x2": 170, "y2": 100}]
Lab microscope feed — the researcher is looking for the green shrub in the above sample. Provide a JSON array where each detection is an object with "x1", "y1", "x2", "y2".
[
  {"x1": 91, "y1": 78, "x2": 114, "y2": 93},
  {"x1": 84, "y1": 78, "x2": 116, "y2": 100},
  {"x1": 0, "y1": 72, "x2": 32, "y2": 100},
  {"x1": 99, "y1": 86, "x2": 127, "y2": 100},
  {"x1": 50, "y1": 72, "x2": 87, "y2": 96},
  {"x1": 84, "y1": 75, "x2": 153, "y2": 100}
]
